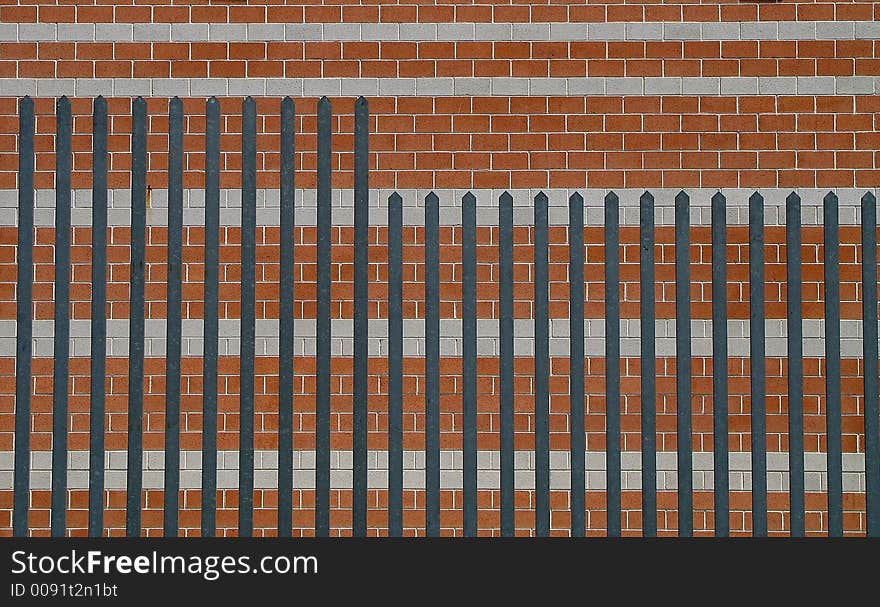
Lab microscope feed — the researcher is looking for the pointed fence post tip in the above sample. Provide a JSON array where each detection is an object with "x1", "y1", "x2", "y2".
[
  {"x1": 675, "y1": 190, "x2": 690, "y2": 213},
  {"x1": 20, "y1": 95, "x2": 34, "y2": 114},
  {"x1": 57, "y1": 96, "x2": 71, "y2": 117}
]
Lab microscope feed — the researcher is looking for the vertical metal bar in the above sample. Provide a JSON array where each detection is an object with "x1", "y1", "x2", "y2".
[
  {"x1": 353, "y1": 97, "x2": 369, "y2": 537},
  {"x1": 239, "y1": 96, "x2": 257, "y2": 537},
  {"x1": 278, "y1": 96, "x2": 296, "y2": 537},
  {"x1": 88, "y1": 95, "x2": 108, "y2": 538},
  {"x1": 51, "y1": 96, "x2": 72, "y2": 537},
  {"x1": 424, "y1": 191, "x2": 440, "y2": 536},
  {"x1": 163, "y1": 96, "x2": 184, "y2": 537},
  {"x1": 824, "y1": 191, "x2": 842, "y2": 537},
  {"x1": 534, "y1": 192, "x2": 550, "y2": 536},
  {"x1": 862, "y1": 192, "x2": 880, "y2": 537},
  {"x1": 387, "y1": 192, "x2": 403, "y2": 537},
  {"x1": 13, "y1": 96, "x2": 34, "y2": 538},
  {"x1": 568, "y1": 192, "x2": 585, "y2": 537},
  {"x1": 640, "y1": 191, "x2": 657, "y2": 537},
  {"x1": 749, "y1": 192, "x2": 768, "y2": 537},
  {"x1": 604, "y1": 192, "x2": 621, "y2": 537},
  {"x1": 674, "y1": 191, "x2": 693, "y2": 537},
  {"x1": 202, "y1": 97, "x2": 220, "y2": 537},
  {"x1": 315, "y1": 96, "x2": 332, "y2": 537},
  {"x1": 462, "y1": 191, "x2": 477, "y2": 536},
  {"x1": 712, "y1": 191, "x2": 729, "y2": 537},
  {"x1": 786, "y1": 192, "x2": 805, "y2": 537},
  {"x1": 500, "y1": 191, "x2": 515, "y2": 537},
  {"x1": 126, "y1": 97, "x2": 147, "y2": 537}
]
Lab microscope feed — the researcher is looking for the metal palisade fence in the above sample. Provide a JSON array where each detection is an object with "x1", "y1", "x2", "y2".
[{"x1": 9, "y1": 95, "x2": 880, "y2": 538}]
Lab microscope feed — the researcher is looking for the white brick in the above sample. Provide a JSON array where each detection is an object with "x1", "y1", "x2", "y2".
[
  {"x1": 18, "y1": 24, "x2": 56, "y2": 42},
  {"x1": 512, "y1": 23, "x2": 549, "y2": 41},
  {"x1": 0, "y1": 24, "x2": 16, "y2": 41},
  {"x1": 170, "y1": 24, "x2": 209, "y2": 42},
  {"x1": 57, "y1": 24, "x2": 95, "y2": 41},
  {"x1": 94, "y1": 24, "x2": 133, "y2": 42},
  {"x1": 284, "y1": 24, "x2": 323, "y2": 41},
  {"x1": 133, "y1": 24, "x2": 170, "y2": 42},
  {"x1": 227, "y1": 78, "x2": 265, "y2": 96},
  {"x1": 323, "y1": 23, "x2": 361, "y2": 41},
  {"x1": 247, "y1": 23, "x2": 284, "y2": 41},
  {"x1": 588, "y1": 23, "x2": 625, "y2": 40}
]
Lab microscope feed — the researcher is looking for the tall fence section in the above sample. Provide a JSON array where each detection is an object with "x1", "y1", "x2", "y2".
[{"x1": 5, "y1": 95, "x2": 880, "y2": 537}]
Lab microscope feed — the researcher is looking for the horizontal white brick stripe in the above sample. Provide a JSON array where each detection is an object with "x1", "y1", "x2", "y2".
[
  {"x1": 5, "y1": 21, "x2": 879, "y2": 43},
  {"x1": 0, "y1": 450, "x2": 867, "y2": 493},
  {"x1": 1, "y1": 318, "x2": 870, "y2": 359},
  {"x1": 2, "y1": 76, "x2": 879, "y2": 98},
  {"x1": 1, "y1": 189, "x2": 876, "y2": 228}
]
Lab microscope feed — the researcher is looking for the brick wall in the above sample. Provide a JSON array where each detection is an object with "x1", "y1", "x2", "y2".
[
  {"x1": 0, "y1": 0, "x2": 878, "y2": 537},
  {"x1": 0, "y1": 96, "x2": 878, "y2": 189}
]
